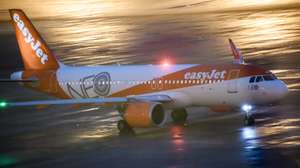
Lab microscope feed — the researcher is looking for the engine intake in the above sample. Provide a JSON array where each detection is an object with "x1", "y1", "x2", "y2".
[{"x1": 123, "y1": 102, "x2": 166, "y2": 128}]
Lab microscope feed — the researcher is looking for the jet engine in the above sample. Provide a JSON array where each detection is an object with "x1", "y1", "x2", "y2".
[{"x1": 123, "y1": 102, "x2": 166, "y2": 128}]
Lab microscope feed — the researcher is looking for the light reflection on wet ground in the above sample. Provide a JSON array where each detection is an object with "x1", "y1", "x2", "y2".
[
  {"x1": 0, "y1": 3, "x2": 300, "y2": 168},
  {"x1": 170, "y1": 125, "x2": 186, "y2": 153},
  {"x1": 0, "y1": 84, "x2": 300, "y2": 167},
  {"x1": 238, "y1": 95, "x2": 300, "y2": 167},
  {"x1": 240, "y1": 127, "x2": 265, "y2": 167}
]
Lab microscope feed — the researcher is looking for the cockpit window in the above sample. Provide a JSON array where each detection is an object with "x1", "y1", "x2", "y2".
[
  {"x1": 263, "y1": 75, "x2": 275, "y2": 81},
  {"x1": 249, "y1": 74, "x2": 277, "y2": 83},
  {"x1": 255, "y1": 76, "x2": 263, "y2": 82},
  {"x1": 271, "y1": 74, "x2": 278, "y2": 80},
  {"x1": 249, "y1": 76, "x2": 256, "y2": 83}
]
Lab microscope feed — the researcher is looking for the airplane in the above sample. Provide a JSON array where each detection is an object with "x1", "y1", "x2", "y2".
[{"x1": 0, "y1": 9, "x2": 288, "y2": 134}]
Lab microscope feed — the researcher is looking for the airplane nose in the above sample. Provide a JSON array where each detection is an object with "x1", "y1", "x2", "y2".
[{"x1": 274, "y1": 81, "x2": 288, "y2": 100}]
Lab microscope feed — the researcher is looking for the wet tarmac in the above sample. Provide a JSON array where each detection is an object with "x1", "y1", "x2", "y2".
[
  {"x1": 0, "y1": 1, "x2": 300, "y2": 167},
  {"x1": 0, "y1": 83, "x2": 299, "y2": 168}
]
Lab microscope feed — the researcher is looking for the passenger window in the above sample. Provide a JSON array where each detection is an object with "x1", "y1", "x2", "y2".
[
  {"x1": 249, "y1": 76, "x2": 255, "y2": 83},
  {"x1": 255, "y1": 76, "x2": 263, "y2": 82}
]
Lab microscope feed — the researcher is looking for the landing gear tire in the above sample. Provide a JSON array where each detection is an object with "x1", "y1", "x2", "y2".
[
  {"x1": 171, "y1": 108, "x2": 188, "y2": 124},
  {"x1": 244, "y1": 115, "x2": 255, "y2": 126},
  {"x1": 117, "y1": 120, "x2": 134, "y2": 135}
]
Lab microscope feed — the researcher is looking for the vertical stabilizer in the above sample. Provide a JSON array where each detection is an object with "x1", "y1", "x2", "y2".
[{"x1": 9, "y1": 9, "x2": 60, "y2": 70}]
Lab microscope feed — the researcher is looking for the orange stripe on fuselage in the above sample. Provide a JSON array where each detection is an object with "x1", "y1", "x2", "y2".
[{"x1": 110, "y1": 64, "x2": 269, "y2": 97}]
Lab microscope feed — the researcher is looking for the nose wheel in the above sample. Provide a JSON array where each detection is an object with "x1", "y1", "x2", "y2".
[
  {"x1": 244, "y1": 115, "x2": 255, "y2": 126},
  {"x1": 242, "y1": 104, "x2": 255, "y2": 126}
]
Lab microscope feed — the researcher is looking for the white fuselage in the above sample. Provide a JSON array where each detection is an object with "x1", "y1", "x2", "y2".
[{"x1": 49, "y1": 64, "x2": 287, "y2": 108}]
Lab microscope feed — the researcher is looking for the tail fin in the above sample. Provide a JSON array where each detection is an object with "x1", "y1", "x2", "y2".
[
  {"x1": 9, "y1": 9, "x2": 60, "y2": 70},
  {"x1": 229, "y1": 38, "x2": 244, "y2": 64}
]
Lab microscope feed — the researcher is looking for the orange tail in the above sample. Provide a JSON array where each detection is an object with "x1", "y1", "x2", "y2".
[{"x1": 9, "y1": 9, "x2": 60, "y2": 70}]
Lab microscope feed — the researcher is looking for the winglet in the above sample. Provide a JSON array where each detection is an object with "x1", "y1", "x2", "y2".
[{"x1": 229, "y1": 39, "x2": 244, "y2": 64}]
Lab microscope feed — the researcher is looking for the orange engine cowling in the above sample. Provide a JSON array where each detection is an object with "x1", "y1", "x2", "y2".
[
  {"x1": 210, "y1": 105, "x2": 233, "y2": 112},
  {"x1": 123, "y1": 102, "x2": 166, "y2": 128}
]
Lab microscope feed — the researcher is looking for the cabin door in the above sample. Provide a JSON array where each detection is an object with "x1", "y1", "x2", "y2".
[{"x1": 227, "y1": 70, "x2": 240, "y2": 93}]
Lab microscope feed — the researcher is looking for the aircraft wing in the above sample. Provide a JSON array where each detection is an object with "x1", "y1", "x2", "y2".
[{"x1": 4, "y1": 95, "x2": 173, "y2": 107}]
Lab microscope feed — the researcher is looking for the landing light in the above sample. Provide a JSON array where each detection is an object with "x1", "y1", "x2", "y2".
[
  {"x1": 241, "y1": 127, "x2": 257, "y2": 140},
  {"x1": 242, "y1": 104, "x2": 252, "y2": 113}
]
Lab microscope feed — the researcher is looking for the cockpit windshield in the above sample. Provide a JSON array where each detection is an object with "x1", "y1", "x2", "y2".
[
  {"x1": 249, "y1": 74, "x2": 277, "y2": 83},
  {"x1": 263, "y1": 75, "x2": 274, "y2": 81},
  {"x1": 256, "y1": 76, "x2": 263, "y2": 82}
]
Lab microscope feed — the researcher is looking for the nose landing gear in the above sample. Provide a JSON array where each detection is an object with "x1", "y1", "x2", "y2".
[
  {"x1": 244, "y1": 114, "x2": 255, "y2": 126},
  {"x1": 242, "y1": 104, "x2": 255, "y2": 126}
]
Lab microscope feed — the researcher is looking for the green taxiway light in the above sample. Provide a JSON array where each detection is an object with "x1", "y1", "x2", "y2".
[
  {"x1": 0, "y1": 101, "x2": 7, "y2": 108},
  {"x1": 0, "y1": 155, "x2": 18, "y2": 167}
]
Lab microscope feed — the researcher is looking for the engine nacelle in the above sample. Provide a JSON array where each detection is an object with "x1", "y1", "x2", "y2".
[{"x1": 123, "y1": 102, "x2": 167, "y2": 128}]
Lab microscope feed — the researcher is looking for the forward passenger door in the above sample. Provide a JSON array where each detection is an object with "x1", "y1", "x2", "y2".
[{"x1": 227, "y1": 70, "x2": 240, "y2": 93}]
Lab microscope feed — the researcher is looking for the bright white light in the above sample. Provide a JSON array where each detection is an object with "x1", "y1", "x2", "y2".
[
  {"x1": 241, "y1": 127, "x2": 259, "y2": 149},
  {"x1": 242, "y1": 104, "x2": 252, "y2": 112},
  {"x1": 242, "y1": 127, "x2": 257, "y2": 140},
  {"x1": 163, "y1": 62, "x2": 169, "y2": 67}
]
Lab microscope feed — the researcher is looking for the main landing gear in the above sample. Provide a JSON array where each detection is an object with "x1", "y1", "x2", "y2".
[
  {"x1": 242, "y1": 104, "x2": 255, "y2": 126},
  {"x1": 116, "y1": 105, "x2": 135, "y2": 135},
  {"x1": 117, "y1": 119, "x2": 134, "y2": 135},
  {"x1": 171, "y1": 108, "x2": 188, "y2": 124}
]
